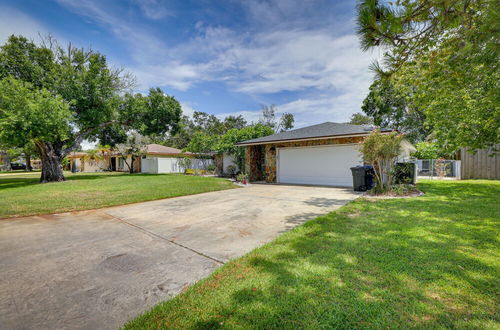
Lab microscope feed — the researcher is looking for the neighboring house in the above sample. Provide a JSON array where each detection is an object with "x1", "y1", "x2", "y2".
[
  {"x1": 236, "y1": 122, "x2": 415, "y2": 187},
  {"x1": 68, "y1": 151, "x2": 140, "y2": 173},
  {"x1": 68, "y1": 144, "x2": 213, "y2": 174},
  {"x1": 140, "y1": 144, "x2": 212, "y2": 174}
]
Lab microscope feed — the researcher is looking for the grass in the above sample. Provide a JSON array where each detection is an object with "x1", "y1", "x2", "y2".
[
  {"x1": 0, "y1": 172, "x2": 236, "y2": 218},
  {"x1": 125, "y1": 180, "x2": 500, "y2": 329}
]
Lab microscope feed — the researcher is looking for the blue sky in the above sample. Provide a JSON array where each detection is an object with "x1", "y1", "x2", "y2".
[{"x1": 0, "y1": 0, "x2": 380, "y2": 128}]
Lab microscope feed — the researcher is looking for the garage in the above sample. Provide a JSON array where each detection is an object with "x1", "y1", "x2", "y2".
[
  {"x1": 277, "y1": 144, "x2": 363, "y2": 187},
  {"x1": 236, "y1": 122, "x2": 416, "y2": 185}
]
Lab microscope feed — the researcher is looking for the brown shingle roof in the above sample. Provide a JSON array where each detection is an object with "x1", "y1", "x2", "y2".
[{"x1": 146, "y1": 144, "x2": 191, "y2": 155}]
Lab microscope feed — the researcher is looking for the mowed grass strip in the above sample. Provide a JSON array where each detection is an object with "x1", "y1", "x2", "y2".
[
  {"x1": 0, "y1": 172, "x2": 236, "y2": 218},
  {"x1": 125, "y1": 180, "x2": 500, "y2": 329}
]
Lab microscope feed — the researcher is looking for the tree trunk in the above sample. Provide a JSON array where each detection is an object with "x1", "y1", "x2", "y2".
[
  {"x1": 2, "y1": 153, "x2": 11, "y2": 171},
  {"x1": 36, "y1": 142, "x2": 65, "y2": 183},
  {"x1": 129, "y1": 156, "x2": 135, "y2": 174},
  {"x1": 26, "y1": 154, "x2": 32, "y2": 171}
]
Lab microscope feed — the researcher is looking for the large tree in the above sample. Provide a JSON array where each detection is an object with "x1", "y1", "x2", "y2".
[
  {"x1": 0, "y1": 35, "x2": 181, "y2": 182},
  {"x1": 357, "y1": 0, "x2": 499, "y2": 151},
  {"x1": 164, "y1": 111, "x2": 248, "y2": 149},
  {"x1": 258, "y1": 105, "x2": 295, "y2": 133},
  {"x1": 348, "y1": 112, "x2": 373, "y2": 126},
  {"x1": 361, "y1": 78, "x2": 429, "y2": 143}
]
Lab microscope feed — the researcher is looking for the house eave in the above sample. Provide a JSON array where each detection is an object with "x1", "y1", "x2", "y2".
[{"x1": 235, "y1": 131, "x2": 395, "y2": 147}]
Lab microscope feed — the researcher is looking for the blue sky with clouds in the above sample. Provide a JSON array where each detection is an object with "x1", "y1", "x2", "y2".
[{"x1": 0, "y1": 0, "x2": 381, "y2": 128}]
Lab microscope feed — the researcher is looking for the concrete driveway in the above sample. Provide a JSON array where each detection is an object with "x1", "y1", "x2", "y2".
[{"x1": 0, "y1": 184, "x2": 358, "y2": 329}]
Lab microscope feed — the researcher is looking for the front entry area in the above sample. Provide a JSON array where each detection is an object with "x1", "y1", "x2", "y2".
[{"x1": 277, "y1": 144, "x2": 363, "y2": 187}]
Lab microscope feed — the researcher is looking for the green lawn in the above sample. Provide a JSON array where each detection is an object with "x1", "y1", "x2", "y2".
[
  {"x1": 0, "y1": 172, "x2": 236, "y2": 218},
  {"x1": 125, "y1": 180, "x2": 500, "y2": 329}
]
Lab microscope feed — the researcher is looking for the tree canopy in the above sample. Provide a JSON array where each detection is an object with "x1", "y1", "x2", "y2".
[
  {"x1": 357, "y1": 0, "x2": 499, "y2": 152},
  {"x1": 348, "y1": 112, "x2": 373, "y2": 126},
  {"x1": 215, "y1": 124, "x2": 275, "y2": 170},
  {"x1": 361, "y1": 78, "x2": 429, "y2": 143},
  {"x1": 0, "y1": 35, "x2": 182, "y2": 182}
]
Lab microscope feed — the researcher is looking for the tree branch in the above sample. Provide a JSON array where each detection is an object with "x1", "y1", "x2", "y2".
[{"x1": 61, "y1": 120, "x2": 125, "y2": 156}]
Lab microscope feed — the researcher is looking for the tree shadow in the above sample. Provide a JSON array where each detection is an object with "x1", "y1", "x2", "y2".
[
  {"x1": 0, "y1": 172, "x2": 135, "y2": 190},
  {"x1": 167, "y1": 180, "x2": 499, "y2": 329},
  {"x1": 303, "y1": 197, "x2": 353, "y2": 208}
]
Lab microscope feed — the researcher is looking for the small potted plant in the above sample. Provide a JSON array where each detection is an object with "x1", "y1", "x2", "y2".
[{"x1": 236, "y1": 172, "x2": 248, "y2": 185}]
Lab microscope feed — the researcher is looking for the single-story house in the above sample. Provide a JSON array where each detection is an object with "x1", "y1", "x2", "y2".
[
  {"x1": 140, "y1": 144, "x2": 213, "y2": 174},
  {"x1": 68, "y1": 144, "x2": 213, "y2": 174},
  {"x1": 236, "y1": 122, "x2": 416, "y2": 187}
]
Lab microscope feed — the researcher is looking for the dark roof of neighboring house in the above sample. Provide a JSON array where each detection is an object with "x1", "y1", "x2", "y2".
[{"x1": 236, "y1": 122, "x2": 394, "y2": 146}]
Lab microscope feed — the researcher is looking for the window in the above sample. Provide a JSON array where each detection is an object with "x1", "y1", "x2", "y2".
[{"x1": 118, "y1": 157, "x2": 124, "y2": 169}]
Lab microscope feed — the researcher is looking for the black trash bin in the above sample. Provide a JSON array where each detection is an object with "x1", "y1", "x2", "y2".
[
  {"x1": 351, "y1": 166, "x2": 367, "y2": 191},
  {"x1": 364, "y1": 165, "x2": 375, "y2": 190},
  {"x1": 351, "y1": 165, "x2": 375, "y2": 192}
]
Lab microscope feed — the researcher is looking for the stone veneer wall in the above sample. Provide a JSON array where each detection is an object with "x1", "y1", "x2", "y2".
[
  {"x1": 247, "y1": 136, "x2": 365, "y2": 183},
  {"x1": 245, "y1": 145, "x2": 266, "y2": 181}
]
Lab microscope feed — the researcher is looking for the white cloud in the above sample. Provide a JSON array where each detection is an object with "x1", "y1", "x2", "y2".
[
  {"x1": 133, "y1": 0, "x2": 171, "y2": 20},
  {"x1": 0, "y1": 6, "x2": 52, "y2": 44},
  {"x1": 55, "y1": 0, "x2": 379, "y2": 126},
  {"x1": 180, "y1": 102, "x2": 196, "y2": 117}
]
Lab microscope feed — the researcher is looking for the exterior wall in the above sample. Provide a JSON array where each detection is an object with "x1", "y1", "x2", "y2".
[
  {"x1": 141, "y1": 156, "x2": 214, "y2": 174},
  {"x1": 223, "y1": 153, "x2": 239, "y2": 174},
  {"x1": 250, "y1": 136, "x2": 365, "y2": 183},
  {"x1": 461, "y1": 146, "x2": 500, "y2": 179},
  {"x1": 70, "y1": 157, "x2": 109, "y2": 172},
  {"x1": 69, "y1": 155, "x2": 141, "y2": 173},
  {"x1": 398, "y1": 139, "x2": 417, "y2": 161}
]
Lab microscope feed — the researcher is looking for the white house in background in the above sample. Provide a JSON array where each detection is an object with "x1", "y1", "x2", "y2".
[
  {"x1": 140, "y1": 144, "x2": 213, "y2": 174},
  {"x1": 68, "y1": 144, "x2": 213, "y2": 174}
]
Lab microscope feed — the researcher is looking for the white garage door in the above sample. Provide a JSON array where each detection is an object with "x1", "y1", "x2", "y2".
[{"x1": 277, "y1": 144, "x2": 363, "y2": 187}]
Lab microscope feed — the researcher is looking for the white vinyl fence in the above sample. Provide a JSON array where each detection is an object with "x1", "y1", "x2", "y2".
[
  {"x1": 416, "y1": 159, "x2": 461, "y2": 179},
  {"x1": 141, "y1": 157, "x2": 214, "y2": 174}
]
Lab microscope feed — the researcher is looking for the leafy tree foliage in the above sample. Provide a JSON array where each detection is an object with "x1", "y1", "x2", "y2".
[
  {"x1": 359, "y1": 129, "x2": 403, "y2": 192},
  {"x1": 0, "y1": 35, "x2": 181, "y2": 182},
  {"x1": 411, "y1": 142, "x2": 448, "y2": 160},
  {"x1": 215, "y1": 124, "x2": 274, "y2": 170},
  {"x1": 165, "y1": 112, "x2": 247, "y2": 149},
  {"x1": 184, "y1": 132, "x2": 218, "y2": 154},
  {"x1": 357, "y1": 0, "x2": 499, "y2": 151},
  {"x1": 348, "y1": 112, "x2": 373, "y2": 126},
  {"x1": 362, "y1": 78, "x2": 429, "y2": 143},
  {"x1": 115, "y1": 133, "x2": 150, "y2": 174}
]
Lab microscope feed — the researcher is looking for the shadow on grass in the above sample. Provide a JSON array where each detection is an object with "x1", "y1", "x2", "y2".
[
  {"x1": 161, "y1": 181, "x2": 500, "y2": 329},
  {"x1": 0, "y1": 172, "x2": 129, "y2": 190}
]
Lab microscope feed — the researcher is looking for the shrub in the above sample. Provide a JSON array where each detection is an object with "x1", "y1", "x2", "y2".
[
  {"x1": 392, "y1": 162, "x2": 416, "y2": 184},
  {"x1": 226, "y1": 165, "x2": 237, "y2": 176},
  {"x1": 178, "y1": 157, "x2": 192, "y2": 171},
  {"x1": 207, "y1": 164, "x2": 216, "y2": 172},
  {"x1": 359, "y1": 129, "x2": 403, "y2": 191}
]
